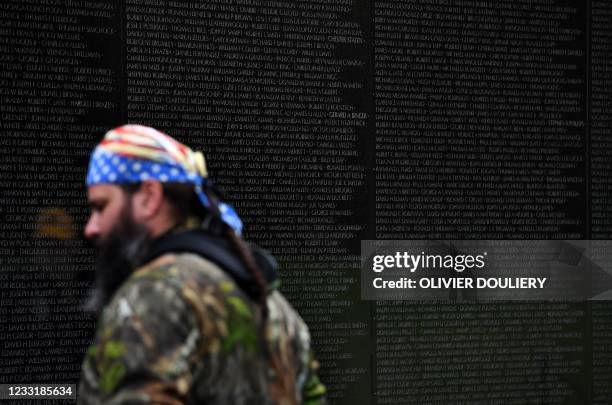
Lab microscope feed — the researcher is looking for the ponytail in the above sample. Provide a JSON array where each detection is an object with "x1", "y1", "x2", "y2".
[
  {"x1": 201, "y1": 187, "x2": 270, "y2": 322},
  {"x1": 224, "y1": 226, "x2": 269, "y2": 321}
]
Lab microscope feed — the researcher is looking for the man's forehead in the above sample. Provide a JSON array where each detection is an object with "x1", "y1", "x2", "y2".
[{"x1": 87, "y1": 184, "x2": 124, "y2": 202}]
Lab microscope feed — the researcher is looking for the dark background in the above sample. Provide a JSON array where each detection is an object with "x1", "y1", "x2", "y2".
[{"x1": 0, "y1": 0, "x2": 610, "y2": 403}]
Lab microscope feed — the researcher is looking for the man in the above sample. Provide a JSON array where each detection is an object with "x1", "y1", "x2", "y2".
[{"x1": 78, "y1": 125, "x2": 326, "y2": 404}]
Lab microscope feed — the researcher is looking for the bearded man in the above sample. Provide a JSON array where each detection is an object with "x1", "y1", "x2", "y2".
[{"x1": 78, "y1": 125, "x2": 326, "y2": 404}]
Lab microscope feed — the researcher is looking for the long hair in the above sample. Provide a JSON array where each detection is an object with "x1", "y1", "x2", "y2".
[{"x1": 198, "y1": 185, "x2": 269, "y2": 319}]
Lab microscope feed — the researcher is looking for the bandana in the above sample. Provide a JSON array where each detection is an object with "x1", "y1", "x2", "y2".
[{"x1": 86, "y1": 124, "x2": 243, "y2": 234}]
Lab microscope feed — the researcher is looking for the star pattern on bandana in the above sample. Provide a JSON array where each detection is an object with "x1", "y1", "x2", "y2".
[{"x1": 87, "y1": 150, "x2": 196, "y2": 186}]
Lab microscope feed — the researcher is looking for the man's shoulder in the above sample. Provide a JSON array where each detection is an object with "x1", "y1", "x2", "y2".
[
  {"x1": 137, "y1": 251, "x2": 232, "y2": 282},
  {"x1": 103, "y1": 252, "x2": 247, "y2": 324},
  {"x1": 105, "y1": 252, "x2": 308, "y2": 346},
  {"x1": 117, "y1": 252, "x2": 236, "y2": 296},
  {"x1": 107, "y1": 253, "x2": 303, "y2": 329}
]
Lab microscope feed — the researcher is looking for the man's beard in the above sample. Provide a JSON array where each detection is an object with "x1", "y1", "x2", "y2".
[{"x1": 84, "y1": 205, "x2": 151, "y2": 315}]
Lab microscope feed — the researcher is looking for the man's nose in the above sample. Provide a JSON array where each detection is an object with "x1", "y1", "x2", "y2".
[{"x1": 84, "y1": 214, "x2": 99, "y2": 240}]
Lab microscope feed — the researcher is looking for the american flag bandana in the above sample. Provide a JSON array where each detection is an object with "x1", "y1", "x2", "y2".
[{"x1": 86, "y1": 124, "x2": 243, "y2": 234}]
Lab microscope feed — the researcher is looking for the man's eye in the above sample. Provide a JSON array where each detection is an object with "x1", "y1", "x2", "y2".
[{"x1": 90, "y1": 203, "x2": 105, "y2": 213}]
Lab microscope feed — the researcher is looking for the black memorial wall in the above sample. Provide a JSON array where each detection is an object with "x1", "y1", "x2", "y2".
[{"x1": 0, "y1": 0, "x2": 610, "y2": 403}]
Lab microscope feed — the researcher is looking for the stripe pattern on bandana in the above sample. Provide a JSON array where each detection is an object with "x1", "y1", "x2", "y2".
[{"x1": 86, "y1": 125, "x2": 243, "y2": 234}]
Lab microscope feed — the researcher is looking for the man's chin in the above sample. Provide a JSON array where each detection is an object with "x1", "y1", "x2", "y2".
[{"x1": 84, "y1": 219, "x2": 151, "y2": 314}]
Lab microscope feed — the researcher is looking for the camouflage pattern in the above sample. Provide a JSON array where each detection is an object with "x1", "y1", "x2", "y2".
[{"x1": 78, "y1": 253, "x2": 326, "y2": 404}]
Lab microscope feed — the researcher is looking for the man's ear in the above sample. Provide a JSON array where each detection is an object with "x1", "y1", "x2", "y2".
[{"x1": 131, "y1": 180, "x2": 164, "y2": 221}]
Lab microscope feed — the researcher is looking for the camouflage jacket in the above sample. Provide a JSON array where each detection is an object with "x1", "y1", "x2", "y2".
[{"x1": 78, "y1": 252, "x2": 326, "y2": 404}]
